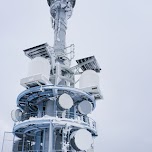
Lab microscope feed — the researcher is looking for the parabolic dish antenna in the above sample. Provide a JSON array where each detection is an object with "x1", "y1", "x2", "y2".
[
  {"x1": 70, "y1": 129, "x2": 93, "y2": 151},
  {"x1": 58, "y1": 93, "x2": 74, "y2": 110},
  {"x1": 11, "y1": 109, "x2": 22, "y2": 122},
  {"x1": 78, "y1": 100, "x2": 93, "y2": 115}
]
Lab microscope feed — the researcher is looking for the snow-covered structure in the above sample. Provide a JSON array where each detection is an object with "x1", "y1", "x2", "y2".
[{"x1": 2, "y1": 0, "x2": 103, "y2": 151}]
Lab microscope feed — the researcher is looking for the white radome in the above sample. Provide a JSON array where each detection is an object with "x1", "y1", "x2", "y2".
[
  {"x1": 70, "y1": 129, "x2": 93, "y2": 151},
  {"x1": 28, "y1": 57, "x2": 51, "y2": 80},
  {"x1": 79, "y1": 70, "x2": 100, "y2": 89},
  {"x1": 58, "y1": 93, "x2": 74, "y2": 109}
]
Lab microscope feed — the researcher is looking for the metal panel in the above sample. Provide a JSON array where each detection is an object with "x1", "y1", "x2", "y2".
[
  {"x1": 23, "y1": 43, "x2": 50, "y2": 59},
  {"x1": 76, "y1": 56, "x2": 101, "y2": 73}
]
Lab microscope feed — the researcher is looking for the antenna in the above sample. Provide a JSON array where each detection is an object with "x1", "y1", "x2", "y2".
[{"x1": 2, "y1": 0, "x2": 103, "y2": 152}]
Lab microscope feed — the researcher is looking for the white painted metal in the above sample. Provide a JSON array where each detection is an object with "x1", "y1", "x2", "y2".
[
  {"x1": 80, "y1": 86, "x2": 103, "y2": 100},
  {"x1": 20, "y1": 74, "x2": 51, "y2": 88},
  {"x1": 27, "y1": 57, "x2": 51, "y2": 80},
  {"x1": 13, "y1": 116, "x2": 97, "y2": 134}
]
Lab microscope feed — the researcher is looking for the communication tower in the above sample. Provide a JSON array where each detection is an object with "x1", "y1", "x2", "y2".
[{"x1": 2, "y1": 0, "x2": 103, "y2": 152}]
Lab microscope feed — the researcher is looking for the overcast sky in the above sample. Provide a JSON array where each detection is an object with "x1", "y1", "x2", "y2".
[{"x1": 0, "y1": 0, "x2": 152, "y2": 152}]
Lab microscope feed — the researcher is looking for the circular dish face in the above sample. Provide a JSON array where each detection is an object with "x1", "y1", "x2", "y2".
[
  {"x1": 78, "y1": 100, "x2": 93, "y2": 115},
  {"x1": 58, "y1": 93, "x2": 74, "y2": 110},
  {"x1": 71, "y1": 129, "x2": 93, "y2": 151},
  {"x1": 11, "y1": 109, "x2": 22, "y2": 122}
]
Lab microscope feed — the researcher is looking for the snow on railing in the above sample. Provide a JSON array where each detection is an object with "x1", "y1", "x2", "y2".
[{"x1": 21, "y1": 111, "x2": 96, "y2": 130}]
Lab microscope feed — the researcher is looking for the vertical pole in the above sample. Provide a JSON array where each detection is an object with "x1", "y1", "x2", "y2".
[
  {"x1": 44, "y1": 128, "x2": 49, "y2": 152},
  {"x1": 74, "y1": 106, "x2": 76, "y2": 119},
  {"x1": 55, "y1": 62, "x2": 61, "y2": 85},
  {"x1": 54, "y1": 8, "x2": 67, "y2": 55},
  {"x1": 22, "y1": 134, "x2": 25, "y2": 152},
  {"x1": 42, "y1": 129, "x2": 46, "y2": 151},
  {"x1": 38, "y1": 103, "x2": 43, "y2": 118},
  {"x1": 35, "y1": 131, "x2": 41, "y2": 151},
  {"x1": 48, "y1": 121, "x2": 53, "y2": 152},
  {"x1": 11, "y1": 133, "x2": 15, "y2": 152},
  {"x1": 45, "y1": 100, "x2": 54, "y2": 116},
  {"x1": 1, "y1": 132, "x2": 5, "y2": 152}
]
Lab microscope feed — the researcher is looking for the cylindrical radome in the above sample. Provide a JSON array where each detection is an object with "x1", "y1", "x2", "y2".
[
  {"x1": 79, "y1": 70, "x2": 100, "y2": 89},
  {"x1": 27, "y1": 57, "x2": 51, "y2": 80}
]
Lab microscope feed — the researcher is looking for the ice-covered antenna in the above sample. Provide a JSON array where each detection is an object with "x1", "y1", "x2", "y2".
[{"x1": 47, "y1": 0, "x2": 76, "y2": 57}]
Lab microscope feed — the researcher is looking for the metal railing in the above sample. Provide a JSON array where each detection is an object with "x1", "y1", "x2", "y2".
[
  {"x1": 21, "y1": 111, "x2": 96, "y2": 130},
  {"x1": 0, "y1": 131, "x2": 76, "y2": 152}
]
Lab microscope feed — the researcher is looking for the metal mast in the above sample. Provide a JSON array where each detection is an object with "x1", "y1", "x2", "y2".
[{"x1": 2, "y1": 0, "x2": 103, "y2": 152}]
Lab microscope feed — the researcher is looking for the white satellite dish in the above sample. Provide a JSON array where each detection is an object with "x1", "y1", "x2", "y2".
[
  {"x1": 78, "y1": 100, "x2": 93, "y2": 115},
  {"x1": 58, "y1": 93, "x2": 74, "y2": 110},
  {"x1": 11, "y1": 109, "x2": 22, "y2": 122},
  {"x1": 70, "y1": 129, "x2": 93, "y2": 151}
]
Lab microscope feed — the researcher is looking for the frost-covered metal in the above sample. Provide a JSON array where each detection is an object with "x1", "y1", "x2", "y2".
[{"x1": 2, "y1": 0, "x2": 103, "y2": 152}]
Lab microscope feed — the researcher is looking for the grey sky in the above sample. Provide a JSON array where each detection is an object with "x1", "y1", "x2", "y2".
[{"x1": 0, "y1": 0, "x2": 152, "y2": 152}]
